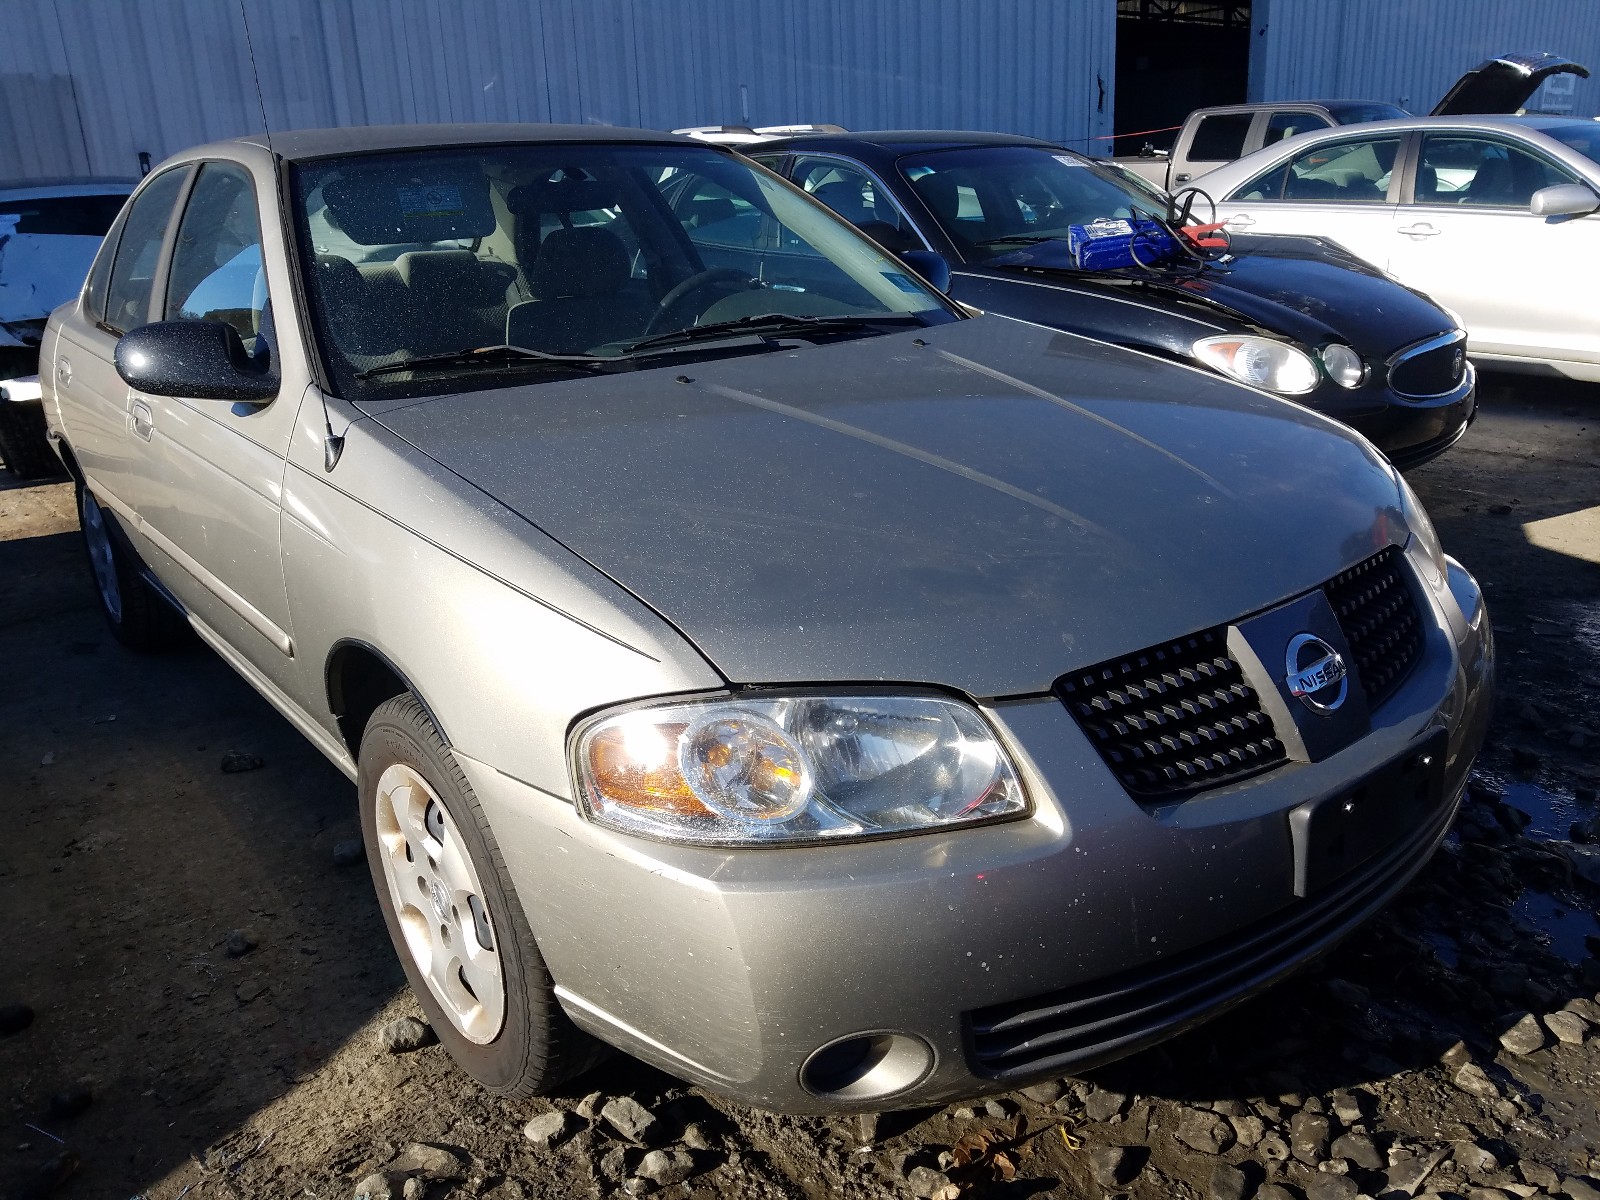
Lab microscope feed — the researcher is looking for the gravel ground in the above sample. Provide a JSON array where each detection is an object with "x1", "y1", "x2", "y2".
[{"x1": 2, "y1": 372, "x2": 1599, "y2": 1200}]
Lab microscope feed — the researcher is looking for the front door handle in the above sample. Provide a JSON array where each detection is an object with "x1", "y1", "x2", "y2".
[
  {"x1": 1225, "y1": 213, "x2": 1256, "y2": 229},
  {"x1": 1397, "y1": 222, "x2": 1440, "y2": 238},
  {"x1": 56, "y1": 356, "x2": 72, "y2": 387},
  {"x1": 130, "y1": 399, "x2": 154, "y2": 441}
]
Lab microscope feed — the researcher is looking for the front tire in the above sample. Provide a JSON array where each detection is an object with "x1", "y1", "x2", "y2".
[
  {"x1": 77, "y1": 486, "x2": 189, "y2": 650},
  {"x1": 358, "y1": 694, "x2": 603, "y2": 1095}
]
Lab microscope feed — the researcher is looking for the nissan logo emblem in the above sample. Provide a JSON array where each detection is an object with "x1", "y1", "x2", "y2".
[{"x1": 1285, "y1": 632, "x2": 1348, "y2": 714}]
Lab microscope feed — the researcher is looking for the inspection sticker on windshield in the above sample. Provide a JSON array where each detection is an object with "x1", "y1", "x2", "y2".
[
  {"x1": 1052, "y1": 155, "x2": 1086, "y2": 167},
  {"x1": 882, "y1": 272, "x2": 923, "y2": 294},
  {"x1": 397, "y1": 185, "x2": 466, "y2": 217}
]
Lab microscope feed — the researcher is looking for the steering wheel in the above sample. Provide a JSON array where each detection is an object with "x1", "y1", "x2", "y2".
[{"x1": 644, "y1": 268, "x2": 763, "y2": 335}]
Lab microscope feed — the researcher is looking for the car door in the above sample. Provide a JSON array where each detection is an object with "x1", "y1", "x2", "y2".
[
  {"x1": 50, "y1": 167, "x2": 189, "y2": 525},
  {"x1": 137, "y1": 159, "x2": 300, "y2": 683},
  {"x1": 1386, "y1": 130, "x2": 1598, "y2": 369},
  {"x1": 1213, "y1": 131, "x2": 1405, "y2": 270}
]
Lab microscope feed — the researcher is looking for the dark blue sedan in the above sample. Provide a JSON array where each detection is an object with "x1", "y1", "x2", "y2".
[{"x1": 749, "y1": 131, "x2": 1476, "y2": 468}]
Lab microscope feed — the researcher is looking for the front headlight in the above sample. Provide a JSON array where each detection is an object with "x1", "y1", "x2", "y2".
[
  {"x1": 1319, "y1": 343, "x2": 1366, "y2": 389},
  {"x1": 1193, "y1": 335, "x2": 1320, "y2": 395},
  {"x1": 1396, "y1": 471, "x2": 1446, "y2": 586},
  {"x1": 572, "y1": 693, "x2": 1027, "y2": 845}
]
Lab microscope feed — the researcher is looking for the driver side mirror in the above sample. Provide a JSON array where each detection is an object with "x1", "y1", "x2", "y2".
[
  {"x1": 1530, "y1": 182, "x2": 1600, "y2": 218},
  {"x1": 899, "y1": 250, "x2": 951, "y2": 294},
  {"x1": 115, "y1": 320, "x2": 278, "y2": 403}
]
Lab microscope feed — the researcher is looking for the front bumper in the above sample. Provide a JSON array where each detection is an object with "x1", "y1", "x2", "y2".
[
  {"x1": 464, "y1": 543, "x2": 1493, "y2": 1112},
  {"x1": 1303, "y1": 363, "x2": 1476, "y2": 471}
]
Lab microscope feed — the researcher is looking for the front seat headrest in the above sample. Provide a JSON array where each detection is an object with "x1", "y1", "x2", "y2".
[{"x1": 529, "y1": 227, "x2": 631, "y2": 299}]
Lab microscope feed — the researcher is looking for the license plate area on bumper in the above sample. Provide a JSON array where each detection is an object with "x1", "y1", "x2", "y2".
[{"x1": 1288, "y1": 729, "x2": 1447, "y2": 898}]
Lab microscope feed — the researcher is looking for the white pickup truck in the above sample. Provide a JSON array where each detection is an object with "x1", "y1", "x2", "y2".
[{"x1": 1110, "y1": 52, "x2": 1588, "y2": 194}]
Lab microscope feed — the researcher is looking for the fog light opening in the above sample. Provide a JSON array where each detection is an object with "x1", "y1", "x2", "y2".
[{"x1": 799, "y1": 1032, "x2": 934, "y2": 1101}]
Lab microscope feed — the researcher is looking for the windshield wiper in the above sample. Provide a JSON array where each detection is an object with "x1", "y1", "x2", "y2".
[
  {"x1": 611, "y1": 312, "x2": 922, "y2": 356},
  {"x1": 975, "y1": 234, "x2": 1062, "y2": 247},
  {"x1": 354, "y1": 344, "x2": 613, "y2": 380}
]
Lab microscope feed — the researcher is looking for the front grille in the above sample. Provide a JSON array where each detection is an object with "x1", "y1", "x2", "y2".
[
  {"x1": 1388, "y1": 332, "x2": 1467, "y2": 398},
  {"x1": 1055, "y1": 629, "x2": 1287, "y2": 799},
  {"x1": 1325, "y1": 546, "x2": 1425, "y2": 708},
  {"x1": 964, "y1": 781, "x2": 1456, "y2": 1081}
]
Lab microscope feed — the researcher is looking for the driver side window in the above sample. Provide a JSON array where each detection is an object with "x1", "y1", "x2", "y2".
[
  {"x1": 792, "y1": 158, "x2": 920, "y2": 252},
  {"x1": 164, "y1": 162, "x2": 269, "y2": 353}
]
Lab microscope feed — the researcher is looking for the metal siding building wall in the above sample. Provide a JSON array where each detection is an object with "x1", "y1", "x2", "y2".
[
  {"x1": 1251, "y1": 0, "x2": 1600, "y2": 116},
  {"x1": 0, "y1": 0, "x2": 1116, "y2": 180}
]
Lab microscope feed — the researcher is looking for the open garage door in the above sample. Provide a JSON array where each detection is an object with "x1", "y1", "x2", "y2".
[{"x1": 1113, "y1": 0, "x2": 1252, "y2": 156}]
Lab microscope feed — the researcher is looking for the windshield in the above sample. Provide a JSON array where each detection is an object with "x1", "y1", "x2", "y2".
[
  {"x1": 1544, "y1": 122, "x2": 1600, "y2": 169},
  {"x1": 292, "y1": 143, "x2": 954, "y2": 398},
  {"x1": 897, "y1": 145, "x2": 1158, "y2": 263}
]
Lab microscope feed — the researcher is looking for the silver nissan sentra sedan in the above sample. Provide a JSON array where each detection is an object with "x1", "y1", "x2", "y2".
[{"x1": 38, "y1": 124, "x2": 1492, "y2": 1112}]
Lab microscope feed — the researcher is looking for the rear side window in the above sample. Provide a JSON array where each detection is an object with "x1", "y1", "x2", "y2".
[
  {"x1": 1263, "y1": 111, "x2": 1332, "y2": 144},
  {"x1": 1188, "y1": 113, "x2": 1253, "y2": 163},
  {"x1": 0, "y1": 193, "x2": 127, "y2": 236},
  {"x1": 1231, "y1": 136, "x2": 1401, "y2": 204},
  {"x1": 102, "y1": 168, "x2": 187, "y2": 334}
]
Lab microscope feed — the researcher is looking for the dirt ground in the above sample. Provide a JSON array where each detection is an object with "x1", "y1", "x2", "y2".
[{"x1": 3, "y1": 371, "x2": 1599, "y2": 1200}]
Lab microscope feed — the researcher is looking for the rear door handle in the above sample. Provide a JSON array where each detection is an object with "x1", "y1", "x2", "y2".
[
  {"x1": 130, "y1": 399, "x2": 154, "y2": 441},
  {"x1": 56, "y1": 356, "x2": 72, "y2": 387},
  {"x1": 1173, "y1": 172, "x2": 1192, "y2": 184},
  {"x1": 1225, "y1": 214, "x2": 1255, "y2": 229},
  {"x1": 1398, "y1": 222, "x2": 1440, "y2": 238}
]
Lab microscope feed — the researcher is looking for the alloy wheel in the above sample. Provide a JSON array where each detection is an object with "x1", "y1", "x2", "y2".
[{"x1": 372, "y1": 762, "x2": 507, "y2": 1043}]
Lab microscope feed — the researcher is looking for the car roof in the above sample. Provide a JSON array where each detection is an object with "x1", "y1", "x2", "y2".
[
  {"x1": 0, "y1": 178, "x2": 138, "y2": 199},
  {"x1": 227, "y1": 122, "x2": 696, "y2": 161},
  {"x1": 757, "y1": 129, "x2": 1059, "y2": 155}
]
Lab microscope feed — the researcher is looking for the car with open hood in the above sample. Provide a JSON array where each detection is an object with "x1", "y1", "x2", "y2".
[
  {"x1": 39, "y1": 123, "x2": 1491, "y2": 1112},
  {"x1": 1111, "y1": 51, "x2": 1589, "y2": 191},
  {"x1": 751, "y1": 131, "x2": 1477, "y2": 468}
]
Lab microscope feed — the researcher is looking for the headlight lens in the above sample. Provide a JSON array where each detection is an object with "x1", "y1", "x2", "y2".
[
  {"x1": 1320, "y1": 343, "x2": 1366, "y2": 388},
  {"x1": 573, "y1": 693, "x2": 1027, "y2": 845},
  {"x1": 1193, "y1": 335, "x2": 1319, "y2": 395},
  {"x1": 1396, "y1": 471, "x2": 1446, "y2": 585}
]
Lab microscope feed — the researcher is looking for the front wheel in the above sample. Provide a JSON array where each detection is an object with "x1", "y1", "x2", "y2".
[{"x1": 358, "y1": 694, "x2": 604, "y2": 1095}]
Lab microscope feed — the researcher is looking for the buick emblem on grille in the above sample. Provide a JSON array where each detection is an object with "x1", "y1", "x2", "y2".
[
  {"x1": 1451, "y1": 347, "x2": 1466, "y2": 379},
  {"x1": 1285, "y1": 632, "x2": 1348, "y2": 714}
]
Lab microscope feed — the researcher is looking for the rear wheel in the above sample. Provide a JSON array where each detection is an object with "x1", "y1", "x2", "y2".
[
  {"x1": 358, "y1": 694, "x2": 604, "y2": 1095},
  {"x1": 77, "y1": 486, "x2": 189, "y2": 650},
  {"x1": 0, "y1": 402, "x2": 61, "y2": 480}
]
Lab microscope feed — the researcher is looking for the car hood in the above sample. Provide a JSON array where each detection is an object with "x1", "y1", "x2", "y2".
[
  {"x1": 371, "y1": 316, "x2": 1406, "y2": 697},
  {"x1": 980, "y1": 234, "x2": 1451, "y2": 355},
  {"x1": 1431, "y1": 52, "x2": 1590, "y2": 116}
]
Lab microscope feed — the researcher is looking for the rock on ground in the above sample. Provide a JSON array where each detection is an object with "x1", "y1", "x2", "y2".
[
  {"x1": 388, "y1": 1142, "x2": 467, "y2": 1181},
  {"x1": 1499, "y1": 1012, "x2": 1546, "y2": 1055},
  {"x1": 635, "y1": 1148, "x2": 695, "y2": 1186},
  {"x1": 377, "y1": 1017, "x2": 434, "y2": 1053},
  {"x1": 601, "y1": 1096, "x2": 661, "y2": 1145},
  {"x1": 523, "y1": 1110, "x2": 572, "y2": 1148},
  {"x1": 1174, "y1": 1107, "x2": 1234, "y2": 1154}
]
